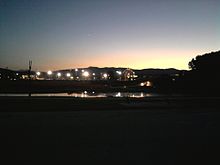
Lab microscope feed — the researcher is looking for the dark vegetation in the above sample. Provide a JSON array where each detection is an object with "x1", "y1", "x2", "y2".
[{"x1": 177, "y1": 50, "x2": 220, "y2": 95}]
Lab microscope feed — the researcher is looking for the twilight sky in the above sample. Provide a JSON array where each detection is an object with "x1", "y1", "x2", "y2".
[{"x1": 0, "y1": 0, "x2": 219, "y2": 71}]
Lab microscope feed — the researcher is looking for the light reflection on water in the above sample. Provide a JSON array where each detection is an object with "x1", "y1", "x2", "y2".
[{"x1": 0, "y1": 92, "x2": 160, "y2": 98}]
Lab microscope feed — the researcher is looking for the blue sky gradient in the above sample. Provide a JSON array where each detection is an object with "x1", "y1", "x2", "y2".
[{"x1": 0, "y1": 0, "x2": 219, "y2": 71}]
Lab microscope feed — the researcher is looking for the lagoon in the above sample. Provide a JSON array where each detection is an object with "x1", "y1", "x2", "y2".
[{"x1": 0, "y1": 92, "x2": 165, "y2": 98}]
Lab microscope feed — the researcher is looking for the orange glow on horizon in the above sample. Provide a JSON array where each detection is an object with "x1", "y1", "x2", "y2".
[{"x1": 32, "y1": 49, "x2": 209, "y2": 71}]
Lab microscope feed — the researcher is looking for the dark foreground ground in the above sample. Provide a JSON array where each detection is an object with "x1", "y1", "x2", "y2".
[{"x1": 1, "y1": 96, "x2": 220, "y2": 163}]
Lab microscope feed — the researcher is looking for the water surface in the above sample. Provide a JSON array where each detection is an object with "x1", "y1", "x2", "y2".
[{"x1": 0, "y1": 92, "x2": 163, "y2": 98}]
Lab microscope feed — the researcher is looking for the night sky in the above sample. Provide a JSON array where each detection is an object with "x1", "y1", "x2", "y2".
[{"x1": 0, "y1": 0, "x2": 219, "y2": 71}]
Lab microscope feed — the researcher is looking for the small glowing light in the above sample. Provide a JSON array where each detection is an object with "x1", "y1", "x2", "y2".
[
  {"x1": 116, "y1": 71, "x2": 122, "y2": 75},
  {"x1": 70, "y1": 76, "x2": 74, "y2": 79},
  {"x1": 92, "y1": 73, "x2": 95, "y2": 76},
  {"x1": 140, "y1": 81, "x2": 151, "y2": 87},
  {"x1": 75, "y1": 68, "x2": 78, "y2": 72},
  {"x1": 57, "y1": 72, "x2": 61, "y2": 77},
  {"x1": 103, "y1": 73, "x2": 108, "y2": 78},
  {"x1": 66, "y1": 73, "x2": 71, "y2": 77},
  {"x1": 16, "y1": 73, "x2": 19, "y2": 76},
  {"x1": 81, "y1": 69, "x2": 84, "y2": 72},
  {"x1": 116, "y1": 92, "x2": 121, "y2": 97},
  {"x1": 83, "y1": 71, "x2": 89, "y2": 77},
  {"x1": 47, "y1": 70, "x2": 52, "y2": 75},
  {"x1": 140, "y1": 83, "x2": 145, "y2": 86},
  {"x1": 81, "y1": 93, "x2": 87, "y2": 97},
  {"x1": 36, "y1": 72, "x2": 41, "y2": 76},
  {"x1": 146, "y1": 81, "x2": 151, "y2": 86},
  {"x1": 92, "y1": 91, "x2": 95, "y2": 94}
]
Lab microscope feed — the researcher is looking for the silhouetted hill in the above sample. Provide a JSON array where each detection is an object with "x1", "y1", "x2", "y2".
[
  {"x1": 0, "y1": 68, "x2": 35, "y2": 74},
  {"x1": 0, "y1": 68, "x2": 14, "y2": 73},
  {"x1": 55, "y1": 67, "x2": 183, "y2": 75},
  {"x1": 134, "y1": 68, "x2": 182, "y2": 76}
]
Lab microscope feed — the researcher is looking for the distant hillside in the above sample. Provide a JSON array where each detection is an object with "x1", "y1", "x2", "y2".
[
  {"x1": 1, "y1": 67, "x2": 184, "y2": 76},
  {"x1": 0, "y1": 68, "x2": 14, "y2": 74},
  {"x1": 134, "y1": 68, "x2": 182, "y2": 75},
  {"x1": 0, "y1": 68, "x2": 34, "y2": 75}
]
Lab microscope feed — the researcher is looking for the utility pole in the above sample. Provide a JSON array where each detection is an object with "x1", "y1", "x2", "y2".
[{"x1": 28, "y1": 60, "x2": 32, "y2": 97}]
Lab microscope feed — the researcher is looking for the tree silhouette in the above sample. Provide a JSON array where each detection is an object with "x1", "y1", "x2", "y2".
[
  {"x1": 188, "y1": 50, "x2": 220, "y2": 72},
  {"x1": 184, "y1": 50, "x2": 220, "y2": 95}
]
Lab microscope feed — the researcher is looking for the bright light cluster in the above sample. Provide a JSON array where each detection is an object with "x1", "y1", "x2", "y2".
[
  {"x1": 83, "y1": 71, "x2": 89, "y2": 77},
  {"x1": 47, "y1": 70, "x2": 52, "y2": 75},
  {"x1": 36, "y1": 72, "x2": 41, "y2": 76}
]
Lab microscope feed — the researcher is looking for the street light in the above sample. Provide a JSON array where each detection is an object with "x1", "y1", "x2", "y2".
[
  {"x1": 36, "y1": 72, "x2": 41, "y2": 76},
  {"x1": 146, "y1": 81, "x2": 151, "y2": 86},
  {"x1": 66, "y1": 73, "x2": 71, "y2": 77},
  {"x1": 47, "y1": 70, "x2": 52, "y2": 75},
  {"x1": 116, "y1": 71, "x2": 122, "y2": 75},
  {"x1": 116, "y1": 92, "x2": 121, "y2": 97},
  {"x1": 83, "y1": 71, "x2": 89, "y2": 77},
  {"x1": 140, "y1": 82, "x2": 145, "y2": 86},
  {"x1": 47, "y1": 70, "x2": 52, "y2": 80},
  {"x1": 57, "y1": 72, "x2": 61, "y2": 77},
  {"x1": 103, "y1": 73, "x2": 108, "y2": 79}
]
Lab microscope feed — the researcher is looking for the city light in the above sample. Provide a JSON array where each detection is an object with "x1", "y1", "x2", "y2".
[
  {"x1": 103, "y1": 73, "x2": 108, "y2": 79},
  {"x1": 116, "y1": 71, "x2": 122, "y2": 75},
  {"x1": 146, "y1": 81, "x2": 151, "y2": 86},
  {"x1": 92, "y1": 73, "x2": 96, "y2": 76},
  {"x1": 75, "y1": 68, "x2": 78, "y2": 72},
  {"x1": 116, "y1": 92, "x2": 121, "y2": 97},
  {"x1": 140, "y1": 82, "x2": 145, "y2": 86},
  {"x1": 140, "y1": 81, "x2": 152, "y2": 87},
  {"x1": 57, "y1": 72, "x2": 61, "y2": 77},
  {"x1": 83, "y1": 71, "x2": 89, "y2": 77},
  {"x1": 47, "y1": 70, "x2": 52, "y2": 75},
  {"x1": 36, "y1": 72, "x2": 41, "y2": 76},
  {"x1": 66, "y1": 73, "x2": 71, "y2": 77}
]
